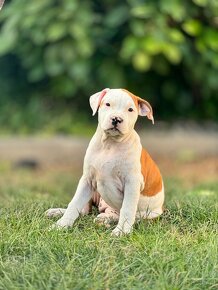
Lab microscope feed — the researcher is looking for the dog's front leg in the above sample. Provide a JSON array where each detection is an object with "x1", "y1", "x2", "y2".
[
  {"x1": 54, "y1": 176, "x2": 92, "y2": 229},
  {"x1": 112, "y1": 179, "x2": 141, "y2": 236}
]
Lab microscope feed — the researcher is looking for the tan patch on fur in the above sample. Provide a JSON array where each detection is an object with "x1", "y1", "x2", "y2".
[
  {"x1": 122, "y1": 89, "x2": 154, "y2": 123},
  {"x1": 140, "y1": 148, "x2": 162, "y2": 196},
  {"x1": 122, "y1": 89, "x2": 139, "y2": 110}
]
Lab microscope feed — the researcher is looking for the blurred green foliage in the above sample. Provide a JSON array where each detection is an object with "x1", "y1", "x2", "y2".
[{"x1": 0, "y1": 0, "x2": 218, "y2": 122}]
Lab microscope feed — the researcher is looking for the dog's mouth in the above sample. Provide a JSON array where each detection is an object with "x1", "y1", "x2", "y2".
[{"x1": 105, "y1": 126, "x2": 122, "y2": 135}]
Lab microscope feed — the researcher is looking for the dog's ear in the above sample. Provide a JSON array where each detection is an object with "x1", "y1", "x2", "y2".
[
  {"x1": 89, "y1": 88, "x2": 110, "y2": 116},
  {"x1": 137, "y1": 97, "x2": 154, "y2": 124}
]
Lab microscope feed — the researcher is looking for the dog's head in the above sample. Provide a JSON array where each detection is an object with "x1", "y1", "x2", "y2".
[{"x1": 90, "y1": 88, "x2": 154, "y2": 137}]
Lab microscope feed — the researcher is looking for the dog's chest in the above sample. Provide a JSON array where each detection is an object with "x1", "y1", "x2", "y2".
[
  {"x1": 86, "y1": 148, "x2": 127, "y2": 208},
  {"x1": 88, "y1": 149, "x2": 124, "y2": 182}
]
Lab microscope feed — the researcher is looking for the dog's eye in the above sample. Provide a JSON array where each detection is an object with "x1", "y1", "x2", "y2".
[
  {"x1": 128, "y1": 108, "x2": 134, "y2": 112},
  {"x1": 106, "y1": 103, "x2": 110, "y2": 107}
]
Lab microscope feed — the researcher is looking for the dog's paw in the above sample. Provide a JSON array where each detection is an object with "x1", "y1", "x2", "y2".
[
  {"x1": 111, "y1": 227, "x2": 124, "y2": 237},
  {"x1": 45, "y1": 208, "x2": 66, "y2": 218},
  {"x1": 48, "y1": 223, "x2": 63, "y2": 231},
  {"x1": 49, "y1": 218, "x2": 73, "y2": 230},
  {"x1": 57, "y1": 217, "x2": 73, "y2": 228},
  {"x1": 94, "y1": 213, "x2": 111, "y2": 228},
  {"x1": 111, "y1": 226, "x2": 131, "y2": 237}
]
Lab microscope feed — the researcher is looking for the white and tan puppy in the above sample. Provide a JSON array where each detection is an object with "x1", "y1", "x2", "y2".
[{"x1": 46, "y1": 88, "x2": 164, "y2": 236}]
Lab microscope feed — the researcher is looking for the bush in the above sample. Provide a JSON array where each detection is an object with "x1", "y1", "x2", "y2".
[{"x1": 0, "y1": 0, "x2": 218, "y2": 120}]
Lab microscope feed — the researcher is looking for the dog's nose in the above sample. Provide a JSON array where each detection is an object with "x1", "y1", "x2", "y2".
[{"x1": 111, "y1": 116, "x2": 123, "y2": 126}]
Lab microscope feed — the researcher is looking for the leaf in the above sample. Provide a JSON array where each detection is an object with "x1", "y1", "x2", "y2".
[
  {"x1": 202, "y1": 28, "x2": 218, "y2": 51},
  {"x1": 68, "y1": 59, "x2": 89, "y2": 82},
  {"x1": 120, "y1": 36, "x2": 139, "y2": 59},
  {"x1": 196, "y1": 38, "x2": 207, "y2": 52},
  {"x1": 28, "y1": 65, "x2": 45, "y2": 82},
  {"x1": 130, "y1": 4, "x2": 155, "y2": 19},
  {"x1": 182, "y1": 20, "x2": 202, "y2": 36},
  {"x1": 104, "y1": 6, "x2": 129, "y2": 28},
  {"x1": 160, "y1": 0, "x2": 186, "y2": 21},
  {"x1": 60, "y1": 43, "x2": 76, "y2": 63},
  {"x1": 47, "y1": 23, "x2": 67, "y2": 41},
  {"x1": 0, "y1": 31, "x2": 17, "y2": 55},
  {"x1": 141, "y1": 37, "x2": 162, "y2": 55},
  {"x1": 132, "y1": 52, "x2": 152, "y2": 71},
  {"x1": 76, "y1": 38, "x2": 94, "y2": 58},
  {"x1": 192, "y1": 0, "x2": 208, "y2": 7},
  {"x1": 130, "y1": 20, "x2": 145, "y2": 37},
  {"x1": 44, "y1": 45, "x2": 65, "y2": 76},
  {"x1": 162, "y1": 43, "x2": 182, "y2": 64},
  {"x1": 69, "y1": 23, "x2": 86, "y2": 39},
  {"x1": 168, "y1": 29, "x2": 185, "y2": 43}
]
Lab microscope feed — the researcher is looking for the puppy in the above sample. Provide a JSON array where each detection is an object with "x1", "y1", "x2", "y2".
[{"x1": 46, "y1": 89, "x2": 164, "y2": 236}]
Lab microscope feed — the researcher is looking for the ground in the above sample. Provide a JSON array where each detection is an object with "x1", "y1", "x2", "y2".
[{"x1": 0, "y1": 128, "x2": 217, "y2": 289}]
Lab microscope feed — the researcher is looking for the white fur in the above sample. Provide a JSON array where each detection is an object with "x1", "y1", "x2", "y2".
[
  {"x1": 46, "y1": 89, "x2": 164, "y2": 236},
  {"x1": 46, "y1": 208, "x2": 66, "y2": 217},
  {"x1": 137, "y1": 184, "x2": 164, "y2": 219}
]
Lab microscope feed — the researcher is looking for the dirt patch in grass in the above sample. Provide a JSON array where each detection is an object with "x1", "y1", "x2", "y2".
[{"x1": 0, "y1": 127, "x2": 217, "y2": 185}]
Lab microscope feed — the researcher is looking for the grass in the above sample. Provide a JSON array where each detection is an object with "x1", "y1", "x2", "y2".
[{"x1": 0, "y1": 166, "x2": 217, "y2": 290}]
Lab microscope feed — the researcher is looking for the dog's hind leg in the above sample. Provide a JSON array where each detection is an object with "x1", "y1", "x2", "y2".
[
  {"x1": 136, "y1": 207, "x2": 163, "y2": 220},
  {"x1": 81, "y1": 200, "x2": 92, "y2": 215},
  {"x1": 94, "y1": 198, "x2": 119, "y2": 226},
  {"x1": 45, "y1": 204, "x2": 91, "y2": 218},
  {"x1": 81, "y1": 191, "x2": 101, "y2": 215}
]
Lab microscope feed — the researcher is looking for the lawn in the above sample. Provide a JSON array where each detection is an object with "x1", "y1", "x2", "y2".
[{"x1": 0, "y1": 166, "x2": 217, "y2": 290}]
